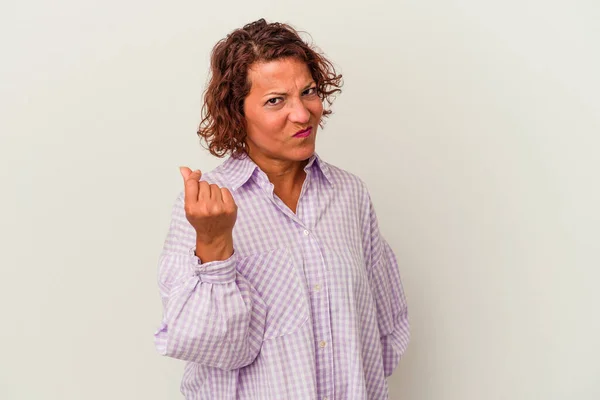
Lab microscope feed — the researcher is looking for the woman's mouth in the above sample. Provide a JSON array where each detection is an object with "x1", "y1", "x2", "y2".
[{"x1": 293, "y1": 127, "x2": 312, "y2": 138}]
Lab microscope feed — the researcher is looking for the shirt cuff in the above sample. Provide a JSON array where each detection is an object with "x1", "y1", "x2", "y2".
[{"x1": 189, "y1": 247, "x2": 238, "y2": 284}]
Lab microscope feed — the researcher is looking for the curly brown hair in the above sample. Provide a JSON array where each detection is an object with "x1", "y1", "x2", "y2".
[{"x1": 197, "y1": 18, "x2": 343, "y2": 158}]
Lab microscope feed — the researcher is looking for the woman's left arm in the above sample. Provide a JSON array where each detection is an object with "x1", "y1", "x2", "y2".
[{"x1": 364, "y1": 186, "x2": 411, "y2": 377}]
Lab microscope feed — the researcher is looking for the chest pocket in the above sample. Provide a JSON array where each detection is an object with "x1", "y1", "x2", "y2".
[{"x1": 236, "y1": 247, "x2": 309, "y2": 340}]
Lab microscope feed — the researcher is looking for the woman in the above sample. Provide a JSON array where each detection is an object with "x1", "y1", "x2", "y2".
[{"x1": 154, "y1": 19, "x2": 410, "y2": 399}]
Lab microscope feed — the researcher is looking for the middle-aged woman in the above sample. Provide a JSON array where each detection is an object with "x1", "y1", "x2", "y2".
[{"x1": 154, "y1": 18, "x2": 410, "y2": 399}]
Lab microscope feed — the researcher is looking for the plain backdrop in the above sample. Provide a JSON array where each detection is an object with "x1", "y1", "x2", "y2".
[{"x1": 1, "y1": 0, "x2": 599, "y2": 399}]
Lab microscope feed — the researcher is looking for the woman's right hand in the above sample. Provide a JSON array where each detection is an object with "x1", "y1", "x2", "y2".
[{"x1": 179, "y1": 167, "x2": 237, "y2": 262}]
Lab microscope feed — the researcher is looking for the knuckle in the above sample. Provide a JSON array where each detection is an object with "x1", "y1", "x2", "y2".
[
  {"x1": 210, "y1": 203, "x2": 223, "y2": 215},
  {"x1": 198, "y1": 203, "x2": 210, "y2": 215},
  {"x1": 184, "y1": 205, "x2": 196, "y2": 217}
]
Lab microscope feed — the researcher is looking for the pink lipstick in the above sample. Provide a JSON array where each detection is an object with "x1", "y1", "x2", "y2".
[{"x1": 294, "y1": 127, "x2": 312, "y2": 138}]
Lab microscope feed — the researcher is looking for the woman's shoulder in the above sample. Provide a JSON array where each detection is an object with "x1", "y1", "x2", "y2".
[
  {"x1": 320, "y1": 158, "x2": 370, "y2": 195},
  {"x1": 197, "y1": 161, "x2": 232, "y2": 187}
]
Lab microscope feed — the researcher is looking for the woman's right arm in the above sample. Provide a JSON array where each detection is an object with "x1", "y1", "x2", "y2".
[{"x1": 154, "y1": 189, "x2": 267, "y2": 371}]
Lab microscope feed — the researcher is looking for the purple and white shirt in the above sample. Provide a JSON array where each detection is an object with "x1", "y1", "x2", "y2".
[{"x1": 154, "y1": 151, "x2": 410, "y2": 399}]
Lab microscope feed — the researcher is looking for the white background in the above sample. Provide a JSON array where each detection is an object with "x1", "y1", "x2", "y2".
[{"x1": 1, "y1": 0, "x2": 599, "y2": 399}]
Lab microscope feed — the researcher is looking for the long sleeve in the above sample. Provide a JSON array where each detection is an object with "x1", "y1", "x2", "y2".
[
  {"x1": 153, "y1": 193, "x2": 267, "y2": 371},
  {"x1": 365, "y1": 189, "x2": 411, "y2": 377}
]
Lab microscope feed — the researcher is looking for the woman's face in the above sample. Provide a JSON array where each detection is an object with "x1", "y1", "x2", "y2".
[{"x1": 243, "y1": 57, "x2": 323, "y2": 165}]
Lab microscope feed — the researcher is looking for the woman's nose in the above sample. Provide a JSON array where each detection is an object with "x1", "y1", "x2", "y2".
[{"x1": 288, "y1": 100, "x2": 310, "y2": 124}]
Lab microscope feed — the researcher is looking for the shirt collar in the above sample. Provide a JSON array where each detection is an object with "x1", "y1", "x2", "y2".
[{"x1": 224, "y1": 151, "x2": 334, "y2": 192}]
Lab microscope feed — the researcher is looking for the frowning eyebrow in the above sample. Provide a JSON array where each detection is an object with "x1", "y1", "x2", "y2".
[{"x1": 263, "y1": 82, "x2": 316, "y2": 98}]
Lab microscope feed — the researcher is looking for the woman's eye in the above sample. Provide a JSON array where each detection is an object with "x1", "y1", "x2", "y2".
[
  {"x1": 303, "y1": 87, "x2": 317, "y2": 96},
  {"x1": 266, "y1": 97, "x2": 282, "y2": 105}
]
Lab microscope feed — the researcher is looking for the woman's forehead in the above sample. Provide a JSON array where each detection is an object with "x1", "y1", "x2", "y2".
[{"x1": 248, "y1": 58, "x2": 313, "y2": 94}]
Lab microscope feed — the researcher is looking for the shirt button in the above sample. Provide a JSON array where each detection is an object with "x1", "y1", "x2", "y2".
[
  {"x1": 319, "y1": 340, "x2": 327, "y2": 348},
  {"x1": 314, "y1": 284, "x2": 321, "y2": 291},
  {"x1": 323, "y1": 397, "x2": 329, "y2": 400},
  {"x1": 303, "y1": 229, "x2": 310, "y2": 236}
]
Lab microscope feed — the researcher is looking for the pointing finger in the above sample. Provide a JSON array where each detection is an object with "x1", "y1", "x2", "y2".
[{"x1": 181, "y1": 167, "x2": 202, "y2": 205}]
